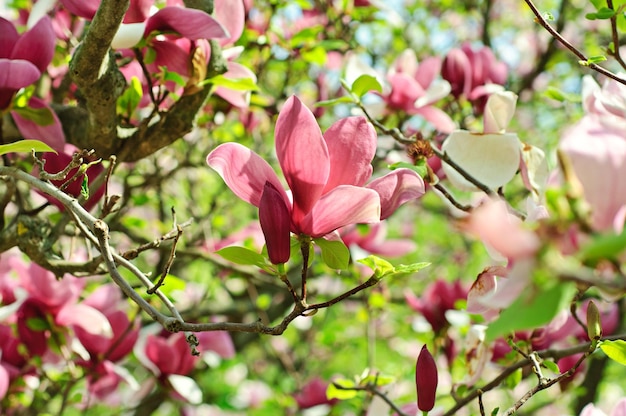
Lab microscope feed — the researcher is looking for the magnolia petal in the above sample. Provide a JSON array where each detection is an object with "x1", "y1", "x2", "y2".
[
  {"x1": 145, "y1": 7, "x2": 228, "y2": 40},
  {"x1": 11, "y1": 97, "x2": 65, "y2": 151},
  {"x1": 441, "y1": 130, "x2": 521, "y2": 191},
  {"x1": 393, "y1": 49, "x2": 418, "y2": 76},
  {"x1": 214, "y1": 0, "x2": 245, "y2": 45},
  {"x1": 124, "y1": 0, "x2": 152, "y2": 23},
  {"x1": 59, "y1": 0, "x2": 99, "y2": 19},
  {"x1": 367, "y1": 169, "x2": 425, "y2": 220},
  {"x1": 323, "y1": 116, "x2": 376, "y2": 190},
  {"x1": 12, "y1": 17, "x2": 55, "y2": 74},
  {"x1": 466, "y1": 266, "x2": 506, "y2": 315},
  {"x1": 111, "y1": 23, "x2": 146, "y2": 49},
  {"x1": 414, "y1": 78, "x2": 451, "y2": 108},
  {"x1": 275, "y1": 96, "x2": 330, "y2": 222},
  {"x1": 215, "y1": 62, "x2": 257, "y2": 108},
  {"x1": 414, "y1": 56, "x2": 442, "y2": 91},
  {"x1": 483, "y1": 91, "x2": 517, "y2": 133},
  {"x1": 0, "y1": 365, "x2": 8, "y2": 400},
  {"x1": 207, "y1": 142, "x2": 287, "y2": 208},
  {"x1": 168, "y1": 374, "x2": 202, "y2": 404},
  {"x1": 0, "y1": 17, "x2": 19, "y2": 58},
  {"x1": 300, "y1": 186, "x2": 380, "y2": 237},
  {"x1": 414, "y1": 106, "x2": 456, "y2": 133},
  {"x1": 387, "y1": 73, "x2": 423, "y2": 110},
  {"x1": 56, "y1": 303, "x2": 113, "y2": 338},
  {"x1": 27, "y1": 0, "x2": 57, "y2": 28},
  {"x1": 150, "y1": 39, "x2": 190, "y2": 77},
  {"x1": 0, "y1": 59, "x2": 40, "y2": 90},
  {"x1": 520, "y1": 142, "x2": 549, "y2": 199},
  {"x1": 196, "y1": 331, "x2": 235, "y2": 359},
  {"x1": 464, "y1": 198, "x2": 540, "y2": 259}
]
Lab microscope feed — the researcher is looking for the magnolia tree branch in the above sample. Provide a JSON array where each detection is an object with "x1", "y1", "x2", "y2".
[
  {"x1": 68, "y1": 0, "x2": 129, "y2": 156},
  {"x1": 524, "y1": 0, "x2": 626, "y2": 85},
  {"x1": 331, "y1": 383, "x2": 410, "y2": 416}
]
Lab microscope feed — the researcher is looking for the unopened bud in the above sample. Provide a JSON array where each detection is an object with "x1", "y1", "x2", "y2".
[
  {"x1": 586, "y1": 300, "x2": 603, "y2": 341},
  {"x1": 259, "y1": 181, "x2": 291, "y2": 264},
  {"x1": 416, "y1": 345, "x2": 438, "y2": 412}
]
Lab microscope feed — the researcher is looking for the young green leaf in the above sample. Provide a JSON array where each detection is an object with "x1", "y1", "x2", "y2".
[
  {"x1": 216, "y1": 246, "x2": 267, "y2": 267},
  {"x1": 0, "y1": 140, "x2": 57, "y2": 156},
  {"x1": 326, "y1": 379, "x2": 358, "y2": 400},
  {"x1": 600, "y1": 340, "x2": 626, "y2": 365},
  {"x1": 314, "y1": 238, "x2": 350, "y2": 270},
  {"x1": 357, "y1": 255, "x2": 395, "y2": 278},
  {"x1": 351, "y1": 74, "x2": 382, "y2": 98},
  {"x1": 578, "y1": 229, "x2": 626, "y2": 263}
]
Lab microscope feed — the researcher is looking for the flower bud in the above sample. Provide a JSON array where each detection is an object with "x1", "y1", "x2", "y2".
[
  {"x1": 259, "y1": 181, "x2": 291, "y2": 264},
  {"x1": 416, "y1": 345, "x2": 438, "y2": 412},
  {"x1": 586, "y1": 300, "x2": 603, "y2": 341}
]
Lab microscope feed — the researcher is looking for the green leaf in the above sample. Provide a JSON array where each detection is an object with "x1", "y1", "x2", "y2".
[
  {"x1": 206, "y1": 75, "x2": 259, "y2": 91},
  {"x1": 595, "y1": 7, "x2": 616, "y2": 18},
  {"x1": 580, "y1": 55, "x2": 608, "y2": 66},
  {"x1": 315, "y1": 96, "x2": 355, "y2": 107},
  {"x1": 81, "y1": 174, "x2": 89, "y2": 199},
  {"x1": 505, "y1": 367, "x2": 523, "y2": 389},
  {"x1": 26, "y1": 317, "x2": 49, "y2": 331},
  {"x1": 301, "y1": 45, "x2": 327, "y2": 66},
  {"x1": 314, "y1": 238, "x2": 350, "y2": 270},
  {"x1": 155, "y1": 274, "x2": 187, "y2": 297},
  {"x1": 544, "y1": 86, "x2": 580, "y2": 102},
  {"x1": 12, "y1": 105, "x2": 54, "y2": 126},
  {"x1": 160, "y1": 67, "x2": 186, "y2": 87},
  {"x1": 485, "y1": 283, "x2": 577, "y2": 342},
  {"x1": 326, "y1": 379, "x2": 358, "y2": 400},
  {"x1": 360, "y1": 374, "x2": 396, "y2": 386},
  {"x1": 351, "y1": 74, "x2": 382, "y2": 98},
  {"x1": 357, "y1": 255, "x2": 395, "y2": 278},
  {"x1": 393, "y1": 262, "x2": 431, "y2": 274},
  {"x1": 388, "y1": 161, "x2": 427, "y2": 179},
  {"x1": 117, "y1": 76, "x2": 143, "y2": 115},
  {"x1": 216, "y1": 246, "x2": 266, "y2": 267},
  {"x1": 578, "y1": 230, "x2": 626, "y2": 262},
  {"x1": 600, "y1": 340, "x2": 626, "y2": 365},
  {"x1": 543, "y1": 360, "x2": 560, "y2": 373},
  {"x1": 0, "y1": 140, "x2": 57, "y2": 156}
]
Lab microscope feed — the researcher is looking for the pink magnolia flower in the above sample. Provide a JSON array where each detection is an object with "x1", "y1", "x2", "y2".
[
  {"x1": 207, "y1": 96, "x2": 424, "y2": 263},
  {"x1": 442, "y1": 42, "x2": 508, "y2": 114},
  {"x1": 405, "y1": 279, "x2": 467, "y2": 333},
  {"x1": 385, "y1": 49, "x2": 456, "y2": 133},
  {"x1": 340, "y1": 223, "x2": 416, "y2": 258},
  {"x1": 294, "y1": 377, "x2": 338, "y2": 409},
  {"x1": 561, "y1": 125, "x2": 626, "y2": 233},
  {"x1": 416, "y1": 345, "x2": 438, "y2": 412},
  {"x1": 0, "y1": 16, "x2": 55, "y2": 109}
]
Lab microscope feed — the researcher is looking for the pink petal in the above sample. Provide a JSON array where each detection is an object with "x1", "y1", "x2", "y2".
[
  {"x1": 387, "y1": 73, "x2": 423, "y2": 111},
  {"x1": 11, "y1": 97, "x2": 65, "y2": 151},
  {"x1": 207, "y1": 142, "x2": 287, "y2": 208},
  {"x1": 0, "y1": 365, "x2": 8, "y2": 400},
  {"x1": 611, "y1": 398, "x2": 626, "y2": 416},
  {"x1": 0, "y1": 59, "x2": 40, "y2": 90},
  {"x1": 0, "y1": 17, "x2": 19, "y2": 58},
  {"x1": 59, "y1": 0, "x2": 99, "y2": 19},
  {"x1": 299, "y1": 185, "x2": 380, "y2": 237},
  {"x1": 414, "y1": 56, "x2": 441, "y2": 89},
  {"x1": 367, "y1": 169, "x2": 425, "y2": 220},
  {"x1": 414, "y1": 106, "x2": 456, "y2": 133},
  {"x1": 275, "y1": 96, "x2": 330, "y2": 223},
  {"x1": 145, "y1": 7, "x2": 228, "y2": 40},
  {"x1": 124, "y1": 0, "x2": 152, "y2": 23},
  {"x1": 84, "y1": 284, "x2": 124, "y2": 315},
  {"x1": 465, "y1": 198, "x2": 539, "y2": 259},
  {"x1": 56, "y1": 303, "x2": 113, "y2": 337},
  {"x1": 196, "y1": 331, "x2": 235, "y2": 359},
  {"x1": 214, "y1": 0, "x2": 245, "y2": 45},
  {"x1": 150, "y1": 39, "x2": 191, "y2": 77},
  {"x1": 323, "y1": 116, "x2": 376, "y2": 191},
  {"x1": 11, "y1": 16, "x2": 55, "y2": 74},
  {"x1": 215, "y1": 61, "x2": 256, "y2": 107},
  {"x1": 466, "y1": 266, "x2": 506, "y2": 314}
]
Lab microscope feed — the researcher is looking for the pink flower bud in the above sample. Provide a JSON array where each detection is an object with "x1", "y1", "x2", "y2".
[
  {"x1": 416, "y1": 345, "x2": 438, "y2": 412},
  {"x1": 259, "y1": 181, "x2": 291, "y2": 264}
]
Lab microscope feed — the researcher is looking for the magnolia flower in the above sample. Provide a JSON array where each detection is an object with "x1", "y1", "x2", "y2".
[
  {"x1": 579, "y1": 398, "x2": 626, "y2": 416},
  {"x1": 441, "y1": 91, "x2": 522, "y2": 191},
  {"x1": 207, "y1": 96, "x2": 424, "y2": 263},
  {"x1": 441, "y1": 43, "x2": 508, "y2": 114},
  {"x1": 416, "y1": 345, "x2": 438, "y2": 412},
  {"x1": 293, "y1": 378, "x2": 338, "y2": 409},
  {"x1": 560, "y1": 77, "x2": 626, "y2": 232},
  {"x1": 405, "y1": 279, "x2": 467, "y2": 333}
]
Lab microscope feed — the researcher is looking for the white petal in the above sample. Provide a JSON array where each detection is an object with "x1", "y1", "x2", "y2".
[
  {"x1": 483, "y1": 91, "x2": 518, "y2": 133},
  {"x1": 520, "y1": 142, "x2": 549, "y2": 199},
  {"x1": 27, "y1": 0, "x2": 56, "y2": 28},
  {"x1": 168, "y1": 374, "x2": 202, "y2": 404},
  {"x1": 344, "y1": 53, "x2": 383, "y2": 88},
  {"x1": 112, "y1": 23, "x2": 146, "y2": 49},
  {"x1": 414, "y1": 79, "x2": 451, "y2": 108},
  {"x1": 442, "y1": 130, "x2": 521, "y2": 191}
]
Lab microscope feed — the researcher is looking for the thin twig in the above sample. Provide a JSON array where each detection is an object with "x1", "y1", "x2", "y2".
[
  {"x1": 524, "y1": 0, "x2": 626, "y2": 86},
  {"x1": 331, "y1": 383, "x2": 410, "y2": 416}
]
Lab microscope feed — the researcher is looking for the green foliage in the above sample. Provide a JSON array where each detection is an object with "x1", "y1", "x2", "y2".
[
  {"x1": 0, "y1": 140, "x2": 56, "y2": 156},
  {"x1": 358, "y1": 255, "x2": 430, "y2": 279},
  {"x1": 314, "y1": 237, "x2": 350, "y2": 269},
  {"x1": 578, "y1": 229, "x2": 626, "y2": 263},
  {"x1": 486, "y1": 283, "x2": 577, "y2": 342},
  {"x1": 11, "y1": 106, "x2": 55, "y2": 126},
  {"x1": 600, "y1": 340, "x2": 626, "y2": 365}
]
